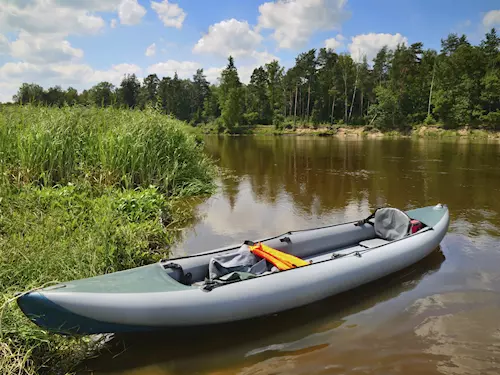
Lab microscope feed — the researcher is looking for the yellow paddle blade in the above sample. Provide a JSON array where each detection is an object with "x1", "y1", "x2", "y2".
[{"x1": 249, "y1": 243, "x2": 309, "y2": 270}]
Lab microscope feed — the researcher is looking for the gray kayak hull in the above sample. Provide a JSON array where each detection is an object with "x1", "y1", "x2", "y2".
[{"x1": 18, "y1": 204, "x2": 449, "y2": 334}]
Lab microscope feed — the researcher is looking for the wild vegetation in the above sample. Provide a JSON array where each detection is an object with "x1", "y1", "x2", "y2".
[
  {"x1": 7, "y1": 29, "x2": 500, "y2": 133},
  {"x1": 0, "y1": 106, "x2": 215, "y2": 374}
]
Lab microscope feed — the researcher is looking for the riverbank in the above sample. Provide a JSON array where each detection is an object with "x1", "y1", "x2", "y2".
[
  {"x1": 197, "y1": 123, "x2": 500, "y2": 140},
  {"x1": 0, "y1": 106, "x2": 216, "y2": 375}
]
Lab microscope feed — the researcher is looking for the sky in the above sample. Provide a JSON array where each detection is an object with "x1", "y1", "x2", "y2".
[{"x1": 0, "y1": 0, "x2": 500, "y2": 102}]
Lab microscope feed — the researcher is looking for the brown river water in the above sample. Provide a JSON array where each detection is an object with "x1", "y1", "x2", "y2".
[{"x1": 84, "y1": 136, "x2": 500, "y2": 375}]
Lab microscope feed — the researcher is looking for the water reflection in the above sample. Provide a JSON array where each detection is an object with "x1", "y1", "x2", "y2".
[{"x1": 206, "y1": 137, "x2": 500, "y2": 215}]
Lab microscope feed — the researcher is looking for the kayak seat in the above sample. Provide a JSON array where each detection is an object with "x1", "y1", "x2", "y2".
[
  {"x1": 359, "y1": 238, "x2": 390, "y2": 248},
  {"x1": 373, "y1": 207, "x2": 412, "y2": 241}
]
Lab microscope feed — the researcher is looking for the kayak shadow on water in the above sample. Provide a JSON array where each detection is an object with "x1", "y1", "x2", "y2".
[{"x1": 81, "y1": 247, "x2": 446, "y2": 374}]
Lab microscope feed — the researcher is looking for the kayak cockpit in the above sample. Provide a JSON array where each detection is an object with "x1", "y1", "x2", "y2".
[
  {"x1": 36, "y1": 206, "x2": 445, "y2": 294},
  {"x1": 162, "y1": 206, "x2": 445, "y2": 290}
]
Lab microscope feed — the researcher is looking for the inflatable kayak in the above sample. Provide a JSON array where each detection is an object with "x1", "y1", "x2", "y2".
[{"x1": 17, "y1": 204, "x2": 450, "y2": 335}]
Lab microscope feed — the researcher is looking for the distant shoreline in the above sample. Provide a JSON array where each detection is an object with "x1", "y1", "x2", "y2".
[{"x1": 198, "y1": 124, "x2": 500, "y2": 140}]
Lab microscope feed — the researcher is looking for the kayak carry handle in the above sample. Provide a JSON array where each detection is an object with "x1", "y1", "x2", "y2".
[{"x1": 280, "y1": 236, "x2": 291, "y2": 244}]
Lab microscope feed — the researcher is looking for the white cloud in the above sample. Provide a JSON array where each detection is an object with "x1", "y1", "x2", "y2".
[
  {"x1": 237, "y1": 65, "x2": 259, "y2": 85},
  {"x1": 348, "y1": 33, "x2": 408, "y2": 63},
  {"x1": 0, "y1": 0, "x2": 146, "y2": 36},
  {"x1": 147, "y1": 60, "x2": 201, "y2": 79},
  {"x1": 203, "y1": 58, "x2": 278, "y2": 86},
  {"x1": 0, "y1": 82, "x2": 20, "y2": 103},
  {"x1": 10, "y1": 32, "x2": 84, "y2": 64},
  {"x1": 0, "y1": 0, "x2": 106, "y2": 36},
  {"x1": 250, "y1": 50, "x2": 279, "y2": 65},
  {"x1": 257, "y1": 0, "x2": 349, "y2": 49},
  {"x1": 91, "y1": 63, "x2": 143, "y2": 84},
  {"x1": 0, "y1": 0, "x2": 149, "y2": 102},
  {"x1": 483, "y1": 10, "x2": 500, "y2": 27},
  {"x1": 0, "y1": 62, "x2": 142, "y2": 86},
  {"x1": 193, "y1": 19, "x2": 263, "y2": 58},
  {"x1": 204, "y1": 67, "x2": 223, "y2": 85},
  {"x1": 145, "y1": 59, "x2": 269, "y2": 86},
  {"x1": 118, "y1": 0, "x2": 146, "y2": 25},
  {"x1": 151, "y1": 0, "x2": 186, "y2": 29},
  {"x1": 145, "y1": 43, "x2": 156, "y2": 57},
  {"x1": 0, "y1": 61, "x2": 143, "y2": 102},
  {"x1": 52, "y1": 0, "x2": 122, "y2": 11},
  {"x1": 325, "y1": 34, "x2": 345, "y2": 50},
  {"x1": 0, "y1": 34, "x2": 9, "y2": 55}
]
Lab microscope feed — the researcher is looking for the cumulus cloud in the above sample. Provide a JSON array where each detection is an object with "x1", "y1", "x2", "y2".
[
  {"x1": 0, "y1": 61, "x2": 143, "y2": 100},
  {"x1": 325, "y1": 34, "x2": 345, "y2": 50},
  {"x1": 250, "y1": 50, "x2": 279, "y2": 65},
  {"x1": 203, "y1": 67, "x2": 224, "y2": 85},
  {"x1": 348, "y1": 33, "x2": 408, "y2": 63},
  {"x1": 52, "y1": 0, "x2": 122, "y2": 12},
  {"x1": 192, "y1": 19, "x2": 278, "y2": 85},
  {"x1": 0, "y1": 0, "x2": 106, "y2": 36},
  {"x1": 0, "y1": 34, "x2": 9, "y2": 55},
  {"x1": 10, "y1": 32, "x2": 84, "y2": 64},
  {"x1": 118, "y1": 0, "x2": 146, "y2": 25},
  {"x1": 151, "y1": 0, "x2": 186, "y2": 29},
  {"x1": 147, "y1": 60, "x2": 202, "y2": 79},
  {"x1": 145, "y1": 43, "x2": 156, "y2": 57},
  {"x1": 193, "y1": 19, "x2": 263, "y2": 58},
  {"x1": 0, "y1": 0, "x2": 146, "y2": 36},
  {"x1": 0, "y1": 82, "x2": 21, "y2": 103},
  {"x1": 0, "y1": 0, "x2": 150, "y2": 102},
  {"x1": 203, "y1": 55, "x2": 278, "y2": 86},
  {"x1": 145, "y1": 57, "x2": 271, "y2": 86},
  {"x1": 257, "y1": 0, "x2": 349, "y2": 49},
  {"x1": 91, "y1": 63, "x2": 143, "y2": 84},
  {"x1": 483, "y1": 10, "x2": 500, "y2": 27}
]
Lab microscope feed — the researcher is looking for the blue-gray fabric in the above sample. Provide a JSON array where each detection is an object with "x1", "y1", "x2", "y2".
[
  {"x1": 374, "y1": 208, "x2": 411, "y2": 241},
  {"x1": 208, "y1": 244, "x2": 268, "y2": 280}
]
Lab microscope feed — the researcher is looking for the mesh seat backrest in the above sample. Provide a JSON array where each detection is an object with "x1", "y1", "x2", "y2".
[{"x1": 374, "y1": 207, "x2": 411, "y2": 241}]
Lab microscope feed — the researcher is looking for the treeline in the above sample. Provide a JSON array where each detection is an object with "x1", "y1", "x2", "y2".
[{"x1": 10, "y1": 29, "x2": 500, "y2": 130}]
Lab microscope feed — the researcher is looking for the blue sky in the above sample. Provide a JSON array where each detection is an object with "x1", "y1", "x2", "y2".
[{"x1": 0, "y1": 0, "x2": 499, "y2": 102}]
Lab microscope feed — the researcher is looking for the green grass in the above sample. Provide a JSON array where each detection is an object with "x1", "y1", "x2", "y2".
[
  {"x1": 0, "y1": 105, "x2": 216, "y2": 374},
  {"x1": 0, "y1": 105, "x2": 214, "y2": 195}
]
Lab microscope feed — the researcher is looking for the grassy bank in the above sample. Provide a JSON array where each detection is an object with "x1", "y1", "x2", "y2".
[
  {"x1": 196, "y1": 123, "x2": 500, "y2": 140},
  {"x1": 0, "y1": 106, "x2": 216, "y2": 374}
]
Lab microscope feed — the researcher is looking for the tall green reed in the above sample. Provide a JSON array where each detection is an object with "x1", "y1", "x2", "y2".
[{"x1": 0, "y1": 105, "x2": 215, "y2": 196}]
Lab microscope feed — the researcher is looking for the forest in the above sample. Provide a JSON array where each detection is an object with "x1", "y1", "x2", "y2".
[{"x1": 8, "y1": 29, "x2": 500, "y2": 132}]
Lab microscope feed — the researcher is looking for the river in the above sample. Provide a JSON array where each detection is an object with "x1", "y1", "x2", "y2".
[{"x1": 86, "y1": 136, "x2": 500, "y2": 375}]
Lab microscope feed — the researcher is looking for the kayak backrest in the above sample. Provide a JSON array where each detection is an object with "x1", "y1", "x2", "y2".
[{"x1": 374, "y1": 207, "x2": 411, "y2": 241}]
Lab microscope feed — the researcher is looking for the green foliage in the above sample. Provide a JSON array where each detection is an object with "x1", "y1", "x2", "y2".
[
  {"x1": 369, "y1": 85, "x2": 402, "y2": 128},
  {"x1": 88, "y1": 81, "x2": 116, "y2": 107},
  {"x1": 118, "y1": 74, "x2": 141, "y2": 108},
  {"x1": 0, "y1": 106, "x2": 215, "y2": 196},
  {"x1": 423, "y1": 114, "x2": 437, "y2": 125},
  {"x1": 138, "y1": 74, "x2": 160, "y2": 109},
  {"x1": 0, "y1": 185, "x2": 198, "y2": 374},
  {"x1": 480, "y1": 110, "x2": 500, "y2": 128},
  {"x1": 219, "y1": 57, "x2": 243, "y2": 131},
  {"x1": 12, "y1": 83, "x2": 44, "y2": 105},
  {"x1": 273, "y1": 112, "x2": 285, "y2": 129}
]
